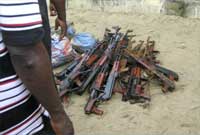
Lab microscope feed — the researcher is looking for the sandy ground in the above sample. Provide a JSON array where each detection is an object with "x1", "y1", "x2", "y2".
[{"x1": 50, "y1": 10, "x2": 200, "y2": 135}]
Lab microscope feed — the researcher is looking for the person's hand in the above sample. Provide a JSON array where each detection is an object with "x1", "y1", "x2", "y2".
[
  {"x1": 50, "y1": 112, "x2": 74, "y2": 135},
  {"x1": 55, "y1": 17, "x2": 67, "y2": 40},
  {"x1": 50, "y1": 2, "x2": 57, "y2": 16},
  {"x1": 50, "y1": 0, "x2": 67, "y2": 40}
]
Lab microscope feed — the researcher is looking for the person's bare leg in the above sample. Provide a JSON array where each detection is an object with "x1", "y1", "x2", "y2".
[{"x1": 6, "y1": 41, "x2": 74, "y2": 135}]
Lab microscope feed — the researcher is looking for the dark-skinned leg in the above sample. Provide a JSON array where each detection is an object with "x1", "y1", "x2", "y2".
[{"x1": 6, "y1": 41, "x2": 74, "y2": 135}]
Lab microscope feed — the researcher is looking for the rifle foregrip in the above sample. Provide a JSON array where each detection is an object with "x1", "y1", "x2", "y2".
[
  {"x1": 101, "y1": 74, "x2": 117, "y2": 100},
  {"x1": 86, "y1": 55, "x2": 98, "y2": 66}
]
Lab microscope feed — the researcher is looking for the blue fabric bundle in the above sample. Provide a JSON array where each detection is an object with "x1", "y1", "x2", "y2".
[{"x1": 71, "y1": 33, "x2": 97, "y2": 51}]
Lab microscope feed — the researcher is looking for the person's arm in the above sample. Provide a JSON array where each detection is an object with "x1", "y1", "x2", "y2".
[
  {"x1": 50, "y1": 0, "x2": 67, "y2": 40},
  {"x1": 5, "y1": 41, "x2": 74, "y2": 135}
]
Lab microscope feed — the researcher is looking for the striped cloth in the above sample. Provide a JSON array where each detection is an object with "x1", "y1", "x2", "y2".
[
  {"x1": 0, "y1": 0, "x2": 43, "y2": 31},
  {"x1": 0, "y1": 0, "x2": 46, "y2": 134}
]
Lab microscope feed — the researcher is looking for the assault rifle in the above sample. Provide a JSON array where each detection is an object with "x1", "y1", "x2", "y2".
[
  {"x1": 84, "y1": 63, "x2": 110, "y2": 115},
  {"x1": 101, "y1": 30, "x2": 133, "y2": 100},
  {"x1": 59, "y1": 42, "x2": 103, "y2": 95},
  {"x1": 122, "y1": 66, "x2": 150, "y2": 103},
  {"x1": 101, "y1": 53, "x2": 121, "y2": 100}
]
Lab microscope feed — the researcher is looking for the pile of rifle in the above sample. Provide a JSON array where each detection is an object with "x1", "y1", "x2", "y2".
[{"x1": 55, "y1": 27, "x2": 179, "y2": 115}]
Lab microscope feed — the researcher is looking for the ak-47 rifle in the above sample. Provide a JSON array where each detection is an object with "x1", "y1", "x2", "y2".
[
  {"x1": 122, "y1": 66, "x2": 150, "y2": 103},
  {"x1": 101, "y1": 53, "x2": 121, "y2": 100},
  {"x1": 75, "y1": 26, "x2": 122, "y2": 95},
  {"x1": 125, "y1": 49, "x2": 175, "y2": 92},
  {"x1": 122, "y1": 66, "x2": 137, "y2": 101},
  {"x1": 84, "y1": 63, "x2": 110, "y2": 115},
  {"x1": 101, "y1": 30, "x2": 133, "y2": 100},
  {"x1": 59, "y1": 42, "x2": 103, "y2": 94}
]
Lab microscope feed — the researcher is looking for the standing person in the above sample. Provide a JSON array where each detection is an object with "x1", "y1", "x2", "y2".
[{"x1": 0, "y1": 0, "x2": 74, "y2": 135}]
